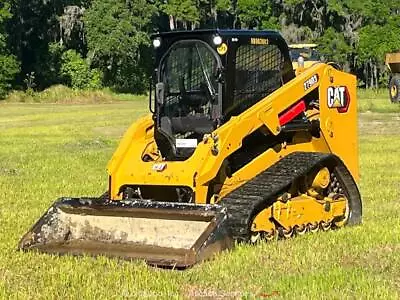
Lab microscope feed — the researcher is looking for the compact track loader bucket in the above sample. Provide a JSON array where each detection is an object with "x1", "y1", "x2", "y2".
[{"x1": 19, "y1": 198, "x2": 233, "y2": 268}]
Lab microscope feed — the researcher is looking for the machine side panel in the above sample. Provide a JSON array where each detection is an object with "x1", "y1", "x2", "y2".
[{"x1": 319, "y1": 68, "x2": 359, "y2": 181}]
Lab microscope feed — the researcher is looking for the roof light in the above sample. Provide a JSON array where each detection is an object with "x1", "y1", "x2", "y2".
[
  {"x1": 153, "y1": 38, "x2": 161, "y2": 48},
  {"x1": 213, "y1": 35, "x2": 222, "y2": 46}
]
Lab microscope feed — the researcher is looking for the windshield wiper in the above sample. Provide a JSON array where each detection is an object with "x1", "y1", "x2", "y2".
[{"x1": 195, "y1": 45, "x2": 216, "y2": 100}]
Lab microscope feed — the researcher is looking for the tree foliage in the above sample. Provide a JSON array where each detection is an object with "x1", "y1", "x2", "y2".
[
  {"x1": 0, "y1": 0, "x2": 399, "y2": 97},
  {"x1": 236, "y1": 0, "x2": 279, "y2": 29},
  {"x1": 0, "y1": 2, "x2": 19, "y2": 98},
  {"x1": 84, "y1": 0, "x2": 155, "y2": 92},
  {"x1": 318, "y1": 28, "x2": 351, "y2": 68},
  {"x1": 162, "y1": 0, "x2": 199, "y2": 29},
  {"x1": 61, "y1": 49, "x2": 102, "y2": 89}
]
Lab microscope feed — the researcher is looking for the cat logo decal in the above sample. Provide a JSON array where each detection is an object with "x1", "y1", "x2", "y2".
[{"x1": 327, "y1": 86, "x2": 350, "y2": 113}]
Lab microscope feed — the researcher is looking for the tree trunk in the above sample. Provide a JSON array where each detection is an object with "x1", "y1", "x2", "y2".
[
  {"x1": 169, "y1": 15, "x2": 175, "y2": 30},
  {"x1": 373, "y1": 63, "x2": 378, "y2": 89},
  {"x1": 369, "y1": 59, "x2": 373, "y2": 89}
]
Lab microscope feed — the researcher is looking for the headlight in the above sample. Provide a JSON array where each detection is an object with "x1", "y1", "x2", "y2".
[
  {"x1": 213, "y1": 35, "x2": 222, "y2": 46},
  {"x1": 153, "y1": 38, "x2": 161, "y2": 48}
]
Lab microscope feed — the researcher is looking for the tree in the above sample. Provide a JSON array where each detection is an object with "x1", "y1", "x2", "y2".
[
  {"x1": 6, "y1": 0, "x2": 88, "y2": 88},
  {"x1": 357, "y1": 20, "x2": 400, "y2": 88},
  {"x1": 317, "y1": 28, "x2": 352, "y2": 70},
  {"x1": 60, "y1": 49, "x2": 102, "y2": 89},
  {"x1": 84, "y1": 0, "x2": 155, "y2": 92},
  {"x1": 0, "y1": 2, "x2": 19, "y2": 98},
  {"x1": 236, "y1": 0, "x2": 279, "y2": 29},
  {"x1": 162, "y1": 0, "x2": 199, "y2": 30},
  {"x1": 59, "y1": 5, "x2": 87, "y2": 52},
  {"x1": 1, "y1": 0, "x2": 399, "y2": 92}
]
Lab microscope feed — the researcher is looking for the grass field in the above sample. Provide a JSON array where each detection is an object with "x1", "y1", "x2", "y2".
[
  {"x1": 0, "y1": 93, "x2": 400, "y2": 299},
  {"x1": 358, "y1": 89, "x2": 400, "y2": 113}
]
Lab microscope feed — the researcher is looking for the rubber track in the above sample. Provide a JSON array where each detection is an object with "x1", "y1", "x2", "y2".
[{"x1": 219, "y1": 152, "x2": 356, "y2": 242}]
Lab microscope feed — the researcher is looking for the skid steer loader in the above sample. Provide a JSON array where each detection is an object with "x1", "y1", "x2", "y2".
[{"x1": 19, "y1": 30, "x2": 362, "y2": 268}]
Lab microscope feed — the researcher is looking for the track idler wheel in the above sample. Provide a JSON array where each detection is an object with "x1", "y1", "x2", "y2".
[
  {"x1": 308, "y1": 222, "x2": 320, "y2": 233},
  {"x1": 294, "y1": 225, "x2": 307, "y2": 235},
  {"x1": 250, "y1": 232, "x2": 262, "y2": 244},
  {"x1": 320, "y1": 221, "x2": 331, "y2": 231},
  {"x1": 250, "y1": 229, "x2": 278, "y2": 243},
  {"x1": 264, "y1": 230, "x2": 277, "y2": 241},
  {"x1": 280, "y1": 227, "x2": 294, "y2": 238}
]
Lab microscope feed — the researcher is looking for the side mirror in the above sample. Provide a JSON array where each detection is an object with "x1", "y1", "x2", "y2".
[{"x1": 156, "y1": 82, "x2": 165, "y2": 105}]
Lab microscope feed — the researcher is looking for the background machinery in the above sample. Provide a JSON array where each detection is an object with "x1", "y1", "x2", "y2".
[
  {"x1": 20, "y1": 30, "x2": 362, "y2": 268},
  {"x1": 386, "y1": 51, "x2": 400, "y2": 102},
  {"x1": 289, "y1": 43, "x2": 321, "y2": 71}
]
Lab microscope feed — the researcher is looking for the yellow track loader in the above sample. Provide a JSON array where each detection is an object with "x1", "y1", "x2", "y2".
[
  {"x1": 19, "y1": 30, "x2": 362, "y2": 268},
  {"x1": 386, "y1": 51, "x2": 400, "y2": 102}
]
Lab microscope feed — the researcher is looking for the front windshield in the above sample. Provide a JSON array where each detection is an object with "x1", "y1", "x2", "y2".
[{"x1": 159, "y1": 40, "x2": 220, "y2": 140}]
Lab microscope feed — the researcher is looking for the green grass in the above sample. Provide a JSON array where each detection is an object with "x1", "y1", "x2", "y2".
[
  {"x1": 4, "y1": 85, "x2": 399, "y2": 114},
  {"x1": 3, "y1": 85, "x2": 147, "y2": 104},
  {"x1": 0, "y1": 95, "x2": 399, "y2": 299},
  {"x1": 357, "y1": 88, "x2": 400, "y2": 113}
]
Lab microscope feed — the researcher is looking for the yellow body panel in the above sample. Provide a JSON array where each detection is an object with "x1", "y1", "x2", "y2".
[
  {"x1": 385, "y1": 52, "x2": 400, "y2": 65},
  {"x1": 107, "y1": 63, "x2": 358, "y2": 203},
  {"x1": 385, "y1": 52, "x2": 400, "y2": 73},
  {"x1": 251, "y1": 195, "x2": 346, "y2": 232},
  {"x1": 319, "y1": 68, "x2": 359, "y2": 180},
  {"x1": 292, "y1": 60, "x2": 318, "y2": 71}
]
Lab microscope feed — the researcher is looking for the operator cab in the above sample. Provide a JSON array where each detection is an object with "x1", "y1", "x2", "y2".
[{"x1": 151, "y1": 30, "x2": 295, "y2": 160}]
